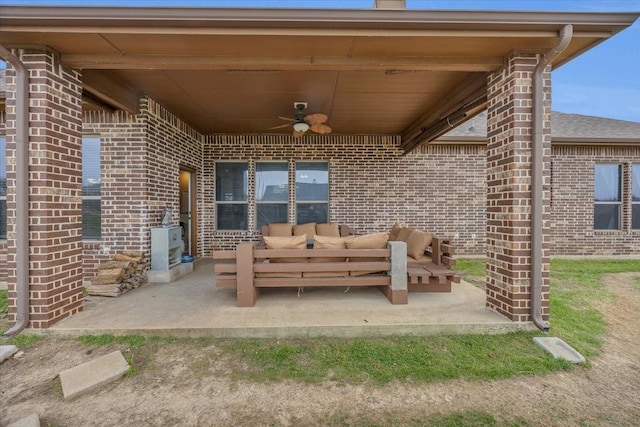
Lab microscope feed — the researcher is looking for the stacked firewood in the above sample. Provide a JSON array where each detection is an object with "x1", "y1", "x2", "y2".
[{"x1": 88, "y1": 251, "x2": 148, "y2": 297}]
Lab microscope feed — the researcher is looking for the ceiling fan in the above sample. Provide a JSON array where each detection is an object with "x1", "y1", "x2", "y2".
[{"x1": 269, "y1": 102, "x2": 332, "y2": 138}]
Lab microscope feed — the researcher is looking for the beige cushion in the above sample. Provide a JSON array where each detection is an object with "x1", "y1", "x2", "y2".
[
  {"x1": 408, "y1": 256, "x2": 432, "y2": 267},
  {"x1": 293, "y1": 222, "x2": 316, "y2": 238},
  {"x1": 389, "y1": 222, "x2": 402, "y2": 241},
  {"x1": 345, "y1": 232, "x2": 389, "y2": 275},
  {"x1": 345, "y1": 232, "x2": 389, "y2": 250},
  {"x1": 396, "y1": 227, "x2": 414, "y2": 242},
  {"x1": 256, "y1": 272, "x2": 302, "y2": 278},
  {"x1": 263, "y1": 234, "x2": 308, "y2": 263},
  {"x1": 316, "y1": 222, "x2": 340, "y2": 237},
  {"x1": 303, "y1": 271, "x2": 347, "y2": 278},
  {"x1": 255, "y1": 260, "x2": 302, "y2": 278},
  {"x1": 268, "y1": 223, "x2": 292, "y2": 237},
  {"x1": 311, "y1": 235, "x2": 347, "y2": 263},
  {"x1": 349, "y1": 270, "x2": 387, "y2": 277},
  {"x1": 406, "y1": 229, "x2": 433, "y2": 260}
]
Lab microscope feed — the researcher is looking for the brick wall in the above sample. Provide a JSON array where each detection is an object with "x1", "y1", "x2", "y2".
[
  {"x1": 82, "y1": 109, "x2": 147, "y2": 280},
  {"x1": 4, "y1": 50, "x2": 84, "y2": 328},
  {"x1": 550, "y1": 145, "x2": 640, "y2": 254},
  {"x1": 2, "y1": 112, "x2": 639, "y2": 292},
  {"x1": 485, "y1": 54, "x2": 551, "y2": 322},
  {"x1": 1, "y1": 97, "x2": 638, "y2": 298},
  {"x1": 0, "y1": 111, "x2": 4, "y2": 288},
  {"x1": 203, "y1": 134, "x2": 487, "y2": 255},
  {"x1": 143, "y1": 98, "x2": 202, "y2": 254},
  {"x1": 81, "y1": 98, "x2": 202, "y2": 280}
]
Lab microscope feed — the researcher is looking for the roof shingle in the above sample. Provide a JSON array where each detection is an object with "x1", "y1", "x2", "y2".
[{"x1": 441, "y1": 110, "x2": 640, "y2": 142}]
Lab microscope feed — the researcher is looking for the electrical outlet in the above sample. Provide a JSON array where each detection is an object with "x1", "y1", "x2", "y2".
[
  {"x1": 454, "y1": 233, "x2": 459, "y2": 239},
  {"x1": 471, "y1": 234, "x2": 476, "y2": 239}
]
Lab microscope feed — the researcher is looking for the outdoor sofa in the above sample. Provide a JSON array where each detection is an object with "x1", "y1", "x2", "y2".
[{"x1": 213, "y1": 222, "x2": 459, "y2": 307}]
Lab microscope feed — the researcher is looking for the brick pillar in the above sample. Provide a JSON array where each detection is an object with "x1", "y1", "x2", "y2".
[
  {"x1": 5, "y1": 49, "x2": 84, "y2": 328},
  {"x1": 485, "y1": 53, "x2": 551, "y2": 322}
]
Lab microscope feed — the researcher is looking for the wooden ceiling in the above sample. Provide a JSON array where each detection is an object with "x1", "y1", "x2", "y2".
[{"x1": 0, "y1": 6, "x2": 637, "y2": 148}]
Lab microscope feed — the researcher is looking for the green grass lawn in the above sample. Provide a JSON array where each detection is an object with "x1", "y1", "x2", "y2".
[
  {"x1": 2, "y1": 259, "x2": 638, "y2": 386},
  {"x1": 0, "y1": 289, "x2": 44, "y2": 347},
  {"x1": 548, "y1": 258, "x2": 640, "y2": 357},
  {"x1": 0, "y1": 289, "x2": 7, "y2": 318},
  {"x1": 216, "y1": 258, "x2": 638, "y2": 384}
]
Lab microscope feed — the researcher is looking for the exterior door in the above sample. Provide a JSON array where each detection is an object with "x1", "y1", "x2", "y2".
[{"x1": 179, "y1": 168, "x2": 198, "y2": 256}]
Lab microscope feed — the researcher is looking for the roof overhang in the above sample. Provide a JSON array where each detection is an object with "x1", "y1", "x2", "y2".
[{"x1": 1, "y1": 6, "x2": 638, "y2": 151}]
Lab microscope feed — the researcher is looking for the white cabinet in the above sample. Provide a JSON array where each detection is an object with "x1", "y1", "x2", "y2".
[{"x1": 151, "y1": 227, "x2": 182, "y2": 271}]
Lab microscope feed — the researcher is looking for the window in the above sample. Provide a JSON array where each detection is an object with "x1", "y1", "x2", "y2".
[
  {"x1": 0, "y1": 136, "x2": 6, "y2": 240},
  {"x1": 216, "y1": 162, "x2": 248, "y2": 230},
  {"x1": 594, "y1": 164, "x2": 622, "y2": 230},
  {"x1": 215, "y1": 160, "x2": 329, "y2": 231},
  {"x1": 295, "y1": 162, "x2": 329, "y2": 224},
  {"x1": 255, "y1": 162, "x2": 288, "y2": 229},
  {"x1": 82, "y1": 136, "x2": 101, "y2": 240},
  {"x1": 633, "y1": 164, "x2": 640, "y2": 229}
]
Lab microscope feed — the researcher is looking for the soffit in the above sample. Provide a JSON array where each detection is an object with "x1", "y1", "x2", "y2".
[{"x1": 0, "y1": 6, "x2": 638, "y2": 143}]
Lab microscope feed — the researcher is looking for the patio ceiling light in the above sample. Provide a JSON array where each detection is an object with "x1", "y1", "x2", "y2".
[{"x1": 293, "y1": 121, "x2": 310, "y2": 133}]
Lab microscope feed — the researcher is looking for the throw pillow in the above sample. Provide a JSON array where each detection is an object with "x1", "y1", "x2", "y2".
[
  {"x1": 389, "y1": 222, "x2": 403, "y2": 241},
  {"x1": 345, "y1": 231, "x2": 389, "y2": 250},
  {"x1": 293, "y1": 222, "x2": 316, "y2": 238},
  {"x1": 406, "y1": 229, "x2": 433, "y2": 260},
  {"x1": 345, "y1": 232, "x2": 389, "y2": 276},
  {"x1": 305, "y1": 235, "x2": 348, "y2": 277},
  {"x1": 316, "y1": 222, "x2": 340, "y2": 237},
  {"x1": 263, "y1": 234, "x2": 308, "y2": 263},
  {"x1": 396, "y1": 227, "x2": 414, "y2": 242},
  {"x1": 255, "y1": 260, "x2": 302, "y2": 278},
  {"x1": 311, "y1": 235, "x2": 347, "y2": 263},
  {"x1": 268, "y1": 223, "x2": 292, "y2": 237}
]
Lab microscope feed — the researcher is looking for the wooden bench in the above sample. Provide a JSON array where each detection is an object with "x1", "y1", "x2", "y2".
[
  {"x1": 407, "y1": 237, "x2": 460, "y2": 292},
  {"x1": 407, "y1": 264, "x2": 461, "y2": 292},
  {"x1": 214, "y1": 241, "x2": 408, "y2": 307}
]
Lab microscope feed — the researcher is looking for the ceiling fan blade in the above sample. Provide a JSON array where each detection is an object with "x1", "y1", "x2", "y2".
[
  {"x1": 268, "y1": 123, "x2": 293, "y2": 130},
  {"x1": 278, "y1": 116, "x2": 295, "y2": 122},
  {"x1": 292, "y1": 130, "x2": 305, "y2": 138},
  {"x1": 305, "y1": 113, "x2": 328, "y2": 125},
  {"x1": 310, "y1": 123, "x2": 332, "y2": 134}
]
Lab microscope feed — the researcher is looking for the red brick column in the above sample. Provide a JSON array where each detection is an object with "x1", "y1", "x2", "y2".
[
  {"x1": 485, "y1": 53, "x2": 551, "y2": 322},
  {"x1": 5, "y1": 49, "x2": 83, "y2": 328}
]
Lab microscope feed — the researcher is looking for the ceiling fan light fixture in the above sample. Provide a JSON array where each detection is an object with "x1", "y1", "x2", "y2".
[{"x1": 293, "y1": 122, "x2": 310, "y2": 133}]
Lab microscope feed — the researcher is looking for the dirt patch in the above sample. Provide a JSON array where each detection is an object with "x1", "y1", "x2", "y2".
[{"x1": 1, "y1": 273, "x2": 639, "y2": 426}]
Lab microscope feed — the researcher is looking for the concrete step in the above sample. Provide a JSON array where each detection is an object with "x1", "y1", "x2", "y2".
[
  {"x1": 59, "y1": 350, "x2": 130, "y2": 400},
  {"x1": 533, "y1": 337, "x2": 586, "y2": 363},
  {"x1": 0, "y1": 345, "x2": 19, "y2": 363}
]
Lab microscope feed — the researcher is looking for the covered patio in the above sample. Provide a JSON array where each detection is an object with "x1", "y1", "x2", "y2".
[
  {"x1": 1, "y1": 3, "x2": 638, "y2": 335},
  {"x1": 47, "y1": 258, "x2": 529, "y2": 338}
]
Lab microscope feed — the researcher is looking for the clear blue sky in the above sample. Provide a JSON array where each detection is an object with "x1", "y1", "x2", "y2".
[{"x1": 3, "y1": 0, "x2": 640, "y2": 122}]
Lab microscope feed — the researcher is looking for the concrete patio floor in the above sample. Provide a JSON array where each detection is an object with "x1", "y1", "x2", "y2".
[{"x1": 48, "y1": 258, "x2": 535, "y2": 338}]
